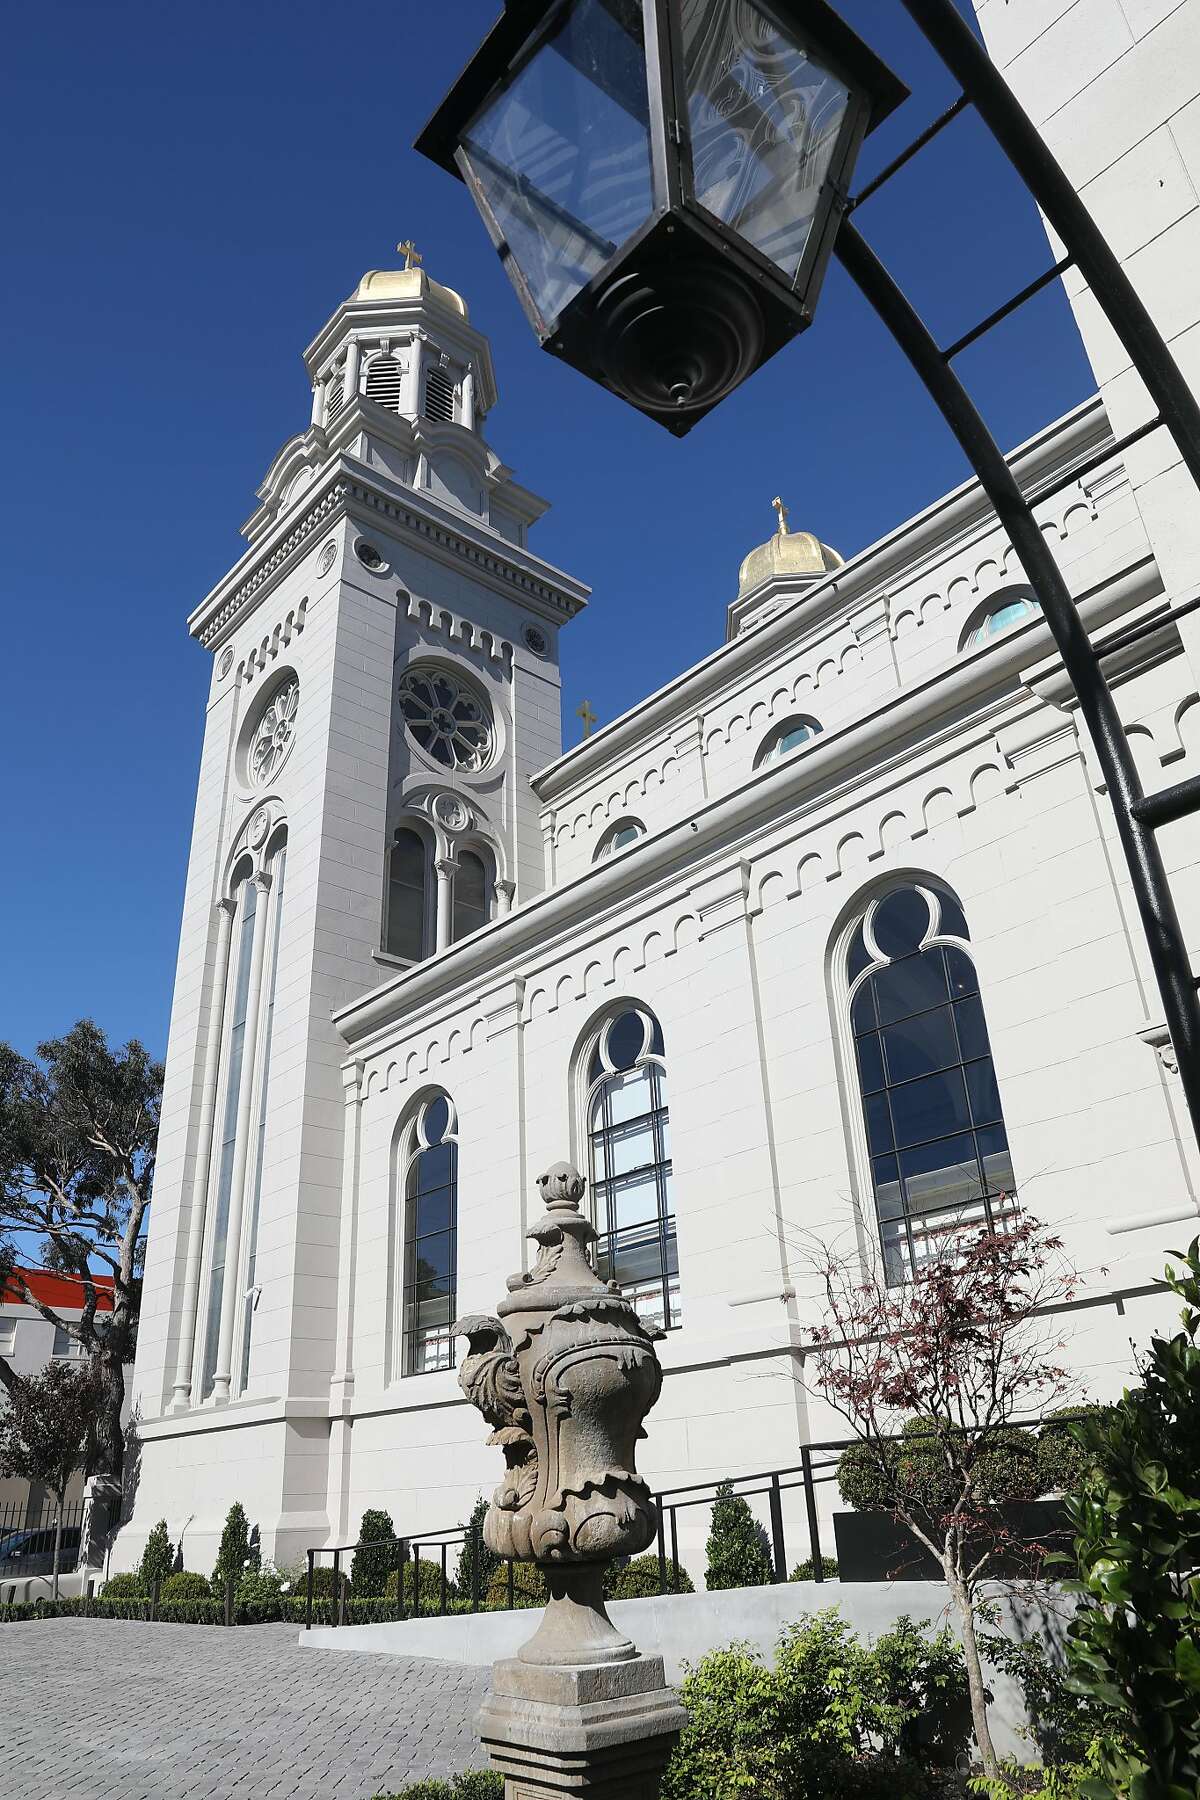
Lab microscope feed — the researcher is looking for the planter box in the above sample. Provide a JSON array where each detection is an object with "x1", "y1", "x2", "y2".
[{"x1": 833, "y1": 1500, "x2": 1070, "y2": 1582}]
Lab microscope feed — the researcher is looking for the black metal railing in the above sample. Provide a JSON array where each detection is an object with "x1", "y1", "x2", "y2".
[{"x1": 0, "y1": 1500, "x2": 86, "y2": 1601}]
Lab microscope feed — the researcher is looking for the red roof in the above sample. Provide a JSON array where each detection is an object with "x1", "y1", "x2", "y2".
[{"x1": 1, "y1": 1268, "x2": 114, "y2": 1312}]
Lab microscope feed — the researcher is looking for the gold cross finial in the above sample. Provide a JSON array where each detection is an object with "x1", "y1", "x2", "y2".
[
  {"x1": 396, "y1": 238, "x2": 423, "y2": 272},
  {"x1": 772, "y1": 496, "x2": 790, "y2": 537},
  {"x1": 576, "y1": 698, "x2": 598, "y2": 739}
]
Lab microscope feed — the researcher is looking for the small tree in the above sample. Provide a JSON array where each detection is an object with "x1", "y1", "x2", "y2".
[
  {"x1": 0, "y1": 1023, "x2": 161, "y2": 1491},
  {"x1": 704, "y1": 1479, "x2": 773, "y2": 1591},
  {"x1": 454, "y1": 1495, "x2": 500, "y2": 1606},
  {"x1": 351, "y1": 1507, "x2": 397, "y2": 1596},
  {"x1": 0, "y1": 1361, "x2": 95, "y2": 1597},
  {"x1": 1063, "y1": 1240, "x2": 1200, "y2": 1799},
  {"x1": 805, "y1": 1215, "x2": 1080, "y2": 1781},
  {"x1": 212, "y1": 1501, "x2": 253, "y2": 1593},
  {"x1": 139, "y1": 1518, "x2": 174, "y2": 1589}
]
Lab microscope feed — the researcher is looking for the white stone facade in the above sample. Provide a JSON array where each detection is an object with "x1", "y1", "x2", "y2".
[{"x1": 122, "y1": 6, "x2": 1200, "y2": 1575}]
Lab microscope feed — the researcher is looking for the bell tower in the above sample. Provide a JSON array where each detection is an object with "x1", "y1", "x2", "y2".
[{"x1": 125, "y1": 256, "x2": 588, "y2": 1565}]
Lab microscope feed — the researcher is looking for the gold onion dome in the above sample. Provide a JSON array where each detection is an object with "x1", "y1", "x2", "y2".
[{"x1": 737, "y1": 497, "x2": 843, "y2": 599}]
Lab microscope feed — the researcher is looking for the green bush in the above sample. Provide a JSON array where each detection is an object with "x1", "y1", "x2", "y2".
[
  {"x1": 236, "y1": 1564, "x2": 285, "y2": 1606},
  {"x1": 385, "y1": 1556, "x2": 457, "y2": 1614},
  {"x1": 838, "y1": 1419, "x2": 1042, "y2": 1521},
  {"x1": 139, "y1": 1520, "x2": 174, "y2": 1588},
  {"x1": 371, "y1": 1776, "x2": 503, "y2": 1800},
  {"x1": 790, "y1": 1556, "x2": 840, "y2": 1582},
  {"x1": 100, "y1": 1571, "x2": 147, "y2": 1598},
  {"x1": 352, "y1": 1508, "x2": 397, "y2": 1597},
  {"x1": 704, "y1": 1480, "x2": 773, "y2": 1591},
  {"x1": 483, "y1": 1561, "x2": 545, "y2": 1611},
  {"x1": 454, "y1": 1497, "x2": 500, "y2": 1604},
  {"x1": 1035, "y1": 1407, "x2": 1110, "y2": 1495},
  {"x1": 304, "y1": 1565, "x2": 352, "y2": 1601},
  {"x1": 975, "y1": 1626, "x2": 1117, "y2": 1770},
  {"x1": 661, "y1": 1609, "x2": 969, "y2": 1800},
  {"x1": 160, "y1": 1570, "x2": 212, "y2": 1602},
  {"x1": 604, "y1": 1553, "x2": 694, "y2": 1599},
  {"x1": 212, "y1": 1501, "x2": 254, "y2": 1593}
]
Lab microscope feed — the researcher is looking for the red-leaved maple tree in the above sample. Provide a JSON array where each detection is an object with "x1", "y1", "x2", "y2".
[{"x1": 806, "y1": 1214, "x2": 1081, "y2": 1780}]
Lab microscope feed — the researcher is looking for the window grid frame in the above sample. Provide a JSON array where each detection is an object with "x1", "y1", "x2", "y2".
[
  {"x1": 585, "y1": 1021, "x2": 679, "y2": 1335},
  {"x1": 401, "y1": 1104, "x2": 459, "y2": 1378}
]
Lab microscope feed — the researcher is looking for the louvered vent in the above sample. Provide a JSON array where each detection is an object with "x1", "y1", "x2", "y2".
[
  {"x1": 365, "y1": 355, "x2": 404, "y2": 413},
  {"x1": 324, "y1": 376, "x2": 345, "y2": 424},
  {"x1": 424, "y1": 366, "x2": 456, "y2": 424}
]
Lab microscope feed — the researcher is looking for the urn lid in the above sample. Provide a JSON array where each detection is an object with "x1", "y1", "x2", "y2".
[{"x1": 496, "y1": 1162, "x2": 633, "y2": 1322}]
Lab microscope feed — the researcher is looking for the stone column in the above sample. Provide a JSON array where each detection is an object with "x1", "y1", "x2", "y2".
[
  {"x1": 434, "y1": 855, "x2": 458, "y2": 954},
  {"x1": 310, "y1": 378, "x2": 324, "y2": 427},
  {"x1": 341, "y1": 339, "x2": 361, "y2": 408},
  {"x1": 170, "y1": 895, "x2": 236, "y2": 1412},
  {"x1": 461, "y1": 364, "x2": 476, "y2": 432},
  {"x1": 211, "y1": 869, "x2": 273, "y2": 1405},
  {"x1": 454, "y1": 1162, "x2": 686, "y2": 1798},
  {"x1": 495, "y1": 877, "x2": 516, "y2": 916}
]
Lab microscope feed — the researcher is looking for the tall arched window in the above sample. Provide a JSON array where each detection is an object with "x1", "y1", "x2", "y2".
[
  {"x1": 452, "y1": 848, "x2": 492, "y2": 943},
  {"x1": 386, "y1": 826, "x2": 434, "y2": 961},
  {"x1": 583, "y1": 1008, "x2": 679, "y2": 1332},
  {"x1": 239, "y1": 829, "x2": 287, "y2": 1392},
  {"x1": 399, "y1": 1094, "x2": 459, "y2": 1375},
  {"x1": 844, "y1": 882, "x2": 1016, "y2": 1285}
]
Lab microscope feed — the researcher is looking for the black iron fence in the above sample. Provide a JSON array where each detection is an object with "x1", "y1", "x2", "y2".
[{"x1": 0, "y1": 1500, "x2": 85, "y2": 1583}]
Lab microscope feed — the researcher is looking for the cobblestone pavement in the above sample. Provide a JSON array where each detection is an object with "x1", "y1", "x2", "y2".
[{"x1": 3, "y1": 1620, "x2": 491, "y2": 1800}]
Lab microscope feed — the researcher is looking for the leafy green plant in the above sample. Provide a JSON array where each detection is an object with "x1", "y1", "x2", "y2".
[
  {"x1": 160, "y1": 1570, "x2": 212, "y2": 1602},
  {"x1": 351, "y1": 1508, "x2": 397, "y2": 1597},
  {"x1": 236, "y1": 1563, "x2": 285, "y2": 1606},
  {"x1": 385, "y1": 1556, "x2": 457, "y2": 1613},
  {"x1": 483, "y1": 1560, "x2": 545, "y2": 1611},
  {"x1": 973, "y1": 1622, "x2": 1118, "y2": 1770},
  {"x1": 704, "y1": 1479, "x2": 773, "y2": 1591},
  {"x1": 1034, "y1": 1408, "x2": 1109, "y2": 1496},
  {"x1": 211, "y1": 1502, "x2": 254, "y2": 1593},
  {"x1": 871, "y1": 1615, "x2": 970, "y2": 1764},
  {"x1": 370, "y1": 1774, "x2": 503, "y2": 1800},
  {"x1": 305, "y1": 1565, "x2": 351, "y2": 1601},
  {"x1": 139, "y1": 1519, "x2": 174, "y2": 1588},
  {"x1": 454, "y1": 1497, "x2": 500, "y2": 1606},
  {"x1": 604, "y1": 1552, "x2": 694, "y2": 1599},
  {"x1": 790, "y1": 1556, "x2": 841, "y2": 1582},
  {"x1": 1062, "y1": 1240, "x2": 1200, "y2": 1800},
  {"x1": 100, "y1": 1570, "x2": 146, "y2": 1598}
]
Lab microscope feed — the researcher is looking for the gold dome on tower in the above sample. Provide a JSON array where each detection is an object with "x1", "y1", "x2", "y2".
[
  {"x1": 737, "y1": 497, "x2": 843, "y2": 599},
  {"x1": 352, "y1": 240, "x2": 469, "y2": 320}
]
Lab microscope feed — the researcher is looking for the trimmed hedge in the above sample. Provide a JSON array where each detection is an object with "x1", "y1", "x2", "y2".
[
  {"x1": 99, "y1": 1572, "x2": 148, "y2": 1599},
  {"x1": 372, "y1": 1775, "x2": 503, "y2": 1800},
  {"x1": 605, "y1": 1553, "x2": 695, "y2": 1599},
  {"x1": 160, "y1": 1571, "x2": 213, "y2": 1602},
  {"x1": 484, "y1": 1561, "x2": 546, "y2": 1611},
  {"x1": 789, "y1": 1557, "x2": 840, "y2": 1582}
]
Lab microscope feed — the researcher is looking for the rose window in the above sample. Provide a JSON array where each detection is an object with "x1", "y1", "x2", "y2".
[
  {"x1": 248, "y1": 678, "x2": 299, "y2": 786},
  {"x1": 398, "y1": 667, "x2": 493, "y2": 771}
]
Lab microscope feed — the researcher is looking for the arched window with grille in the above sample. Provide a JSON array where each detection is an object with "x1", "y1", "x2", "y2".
[
  {"x1": 398, "y1": 1094, "x2": 459, "y2": 1375},
  {"x1": 843, "y1": 881, "x2": 1017, "y2": 1285},
  {"x1": 582, "y1": 1007, "x2": 679, "y2": 1332},
  {"x1": 386, "y1": 825, "x2": 434, "y2": 962}
]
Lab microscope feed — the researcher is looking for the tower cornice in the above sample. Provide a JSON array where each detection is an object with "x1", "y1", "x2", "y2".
[{"x1": 187, "y1": 455, "x2": 589, "y2": 651}]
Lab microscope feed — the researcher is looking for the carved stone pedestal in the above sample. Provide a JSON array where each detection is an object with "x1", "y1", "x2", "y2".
[{"x1": 479, "y1": 1654, "x2": 687, "y2": 1798}]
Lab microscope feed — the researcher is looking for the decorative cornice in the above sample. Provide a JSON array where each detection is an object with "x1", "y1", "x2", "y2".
[{"x1": 189, "y1": 459, "x2": 589, "y2": 652}]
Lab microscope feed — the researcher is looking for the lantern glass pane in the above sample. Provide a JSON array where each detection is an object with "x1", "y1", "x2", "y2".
[
  {"x1": 459, "y1": 0, "x2": 654, "y2": 331},
  {"x1": 680, "y1": 0, "x2": 851, "y2": 284}
]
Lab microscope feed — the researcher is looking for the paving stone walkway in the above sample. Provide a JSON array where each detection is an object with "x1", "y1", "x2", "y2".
[{"x1": 2, "y1": 1620, "x2": 491, "y2": 1799}]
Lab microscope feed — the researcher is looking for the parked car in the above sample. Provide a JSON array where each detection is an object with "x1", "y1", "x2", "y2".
[{"x1": 0, "y1": 1524, "x2": 82, "y2": 1579}]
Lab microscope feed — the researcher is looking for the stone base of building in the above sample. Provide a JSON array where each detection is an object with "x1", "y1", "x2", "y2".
[{"x1": 478, "y1": 1654, "x2": 687, "y2": 1798}]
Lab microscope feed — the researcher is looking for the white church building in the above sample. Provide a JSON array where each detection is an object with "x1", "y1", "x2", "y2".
[{"x1": 122, "y1": 0, "x2": 1200, "y2": 1573}]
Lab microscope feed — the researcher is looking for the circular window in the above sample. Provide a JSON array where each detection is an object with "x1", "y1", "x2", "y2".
[
  {"x1": 355, "y1": 540, "x2": 387, "y2": 571},
  {"x1": 246, "y1": 677, "x2": 300, "y2": 787},
  {"x1": 523, "y1": 623, "x2": 549, "y2": 656},
  {"x1": 397, "y1": 666, "x2": 494, "y2": 772}
]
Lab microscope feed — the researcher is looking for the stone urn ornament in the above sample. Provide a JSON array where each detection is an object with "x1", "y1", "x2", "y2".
[{"x1": 454, "y1": 1161, "x2": 686, "y2": 1796}]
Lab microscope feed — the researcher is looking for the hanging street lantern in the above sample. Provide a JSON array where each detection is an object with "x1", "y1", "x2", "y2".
[{"x1": 415, "y1": 0, "x2": 906, "y2": 434}]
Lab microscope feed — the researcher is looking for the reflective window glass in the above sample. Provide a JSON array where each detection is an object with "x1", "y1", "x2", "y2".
[
  {"x1": 588, "y1": 1008, "x2": 678, "y2": 1331},
  {"x1": 403, "y1": 1097, "x2": 458, "y2": 1374}
]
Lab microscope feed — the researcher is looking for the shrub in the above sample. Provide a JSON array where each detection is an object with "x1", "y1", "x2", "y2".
[
  {"x1": 160, "y1": 1570, "x2": 212, "y2": 1602},
  {"x1": 236, "y1": 1563, "x2": 285, "y2": 1606},
  {"x1": 483, "y1": 1561, "x2": 545, "y2": 1611},
  {"x1": 838, "y1": 1418, "x2": 1042, "y2": 1520},
  {"x1": 212, "y1": 1502, "x2": 254, "y2": 1593},
  {"x1": 1035, "y1": 1407, "x2": 1110, "y2": 1494},
  {"x1": 139, "y1": 1519, "x2": 174, "y2": 1588},
  {"x1": 975, "y1": 1625, "x2": 1118, "y2": 1770},
  {"x1": 100, "y1": 1571, "x2": 146, "y2": 1598},
  {"x1": 305, "y1": 1565, "x2": 352, "y2": 1601},
  {"x1": 352, "y1": 1508, "x2": 397, "y2": 1597},
  {"x1": 790, "y1": 1556, "x2": 840, "y2": 1582},
  {"x1": 371, "y1": 1777, "x2": 503, "y2": 1800},
  {"x1": 454, "y1": 1496, "x2": 500, "y2": 1605},
  {"x1": 704, "y1": 1480, "x2": 773, "y2": 1591},
  {"x1": 604, "y1": 1553, "x2": 694, "y2": 1599},
  {"x1": 385, "y1": 1556, "x2": 456, "y2": 1614},
  {"x1": 661, "y1": 1610, "x2": 969, "y2": 1800}
]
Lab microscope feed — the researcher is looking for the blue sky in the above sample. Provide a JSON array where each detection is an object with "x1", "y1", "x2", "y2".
[{"x1": 0, "y1": 0, "x2": 1096, "y2": 1062}]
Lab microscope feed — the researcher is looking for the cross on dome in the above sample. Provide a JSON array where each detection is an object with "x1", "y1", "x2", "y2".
[{"x1": 396, "y1": 238, "x2": 423, "y2": 272}]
